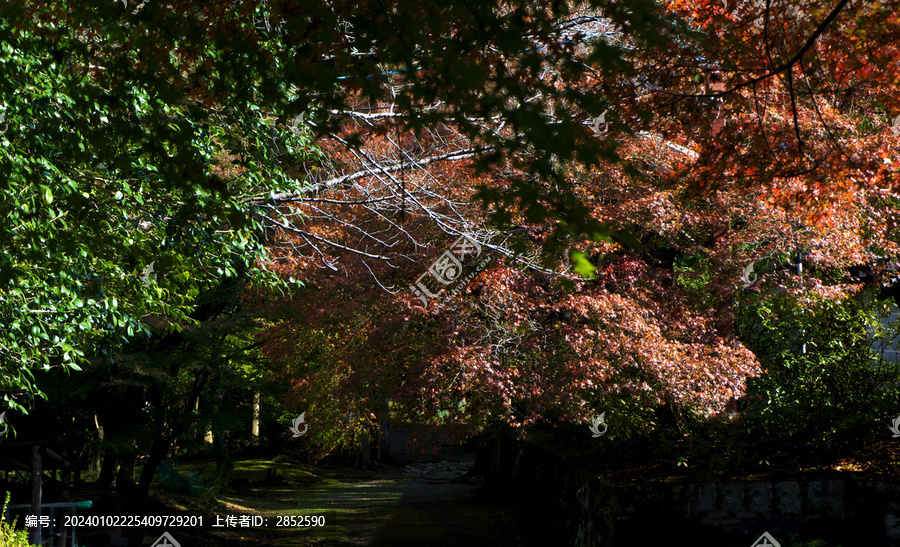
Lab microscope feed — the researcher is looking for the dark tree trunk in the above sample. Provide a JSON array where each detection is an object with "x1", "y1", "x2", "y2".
[
  {"x1": 214, "y1": 431, "x2": 233, "y2": 485},
  {"x1": 466, "y1": 421, "x2": 518, "y2": 496},
  {"x1": 376, "y1": 397, "x2": 390, "y2": 461},
  {"x1": 353, "y1": 430, "x2": 375, "y2": 470},
  {"x1": 115, "y1": 453, "x2": 135, "y2": 494},
  {"x1": 137, "y1": 436, "x2": 172, "y2": 496},
  {"x1": 30, "y1": 445, "x2": 41, "y2": 546},
  {"x1": 97, "y1": 453, "x2": 117, "y2": 489}
]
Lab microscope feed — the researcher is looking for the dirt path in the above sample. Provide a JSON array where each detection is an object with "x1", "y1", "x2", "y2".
[
  {"x1": 369, "y1": 462, "x2": 552, "y2": 546},
  {"x1": 202, "y1": 457, "x2": 559, "y2": 546}
]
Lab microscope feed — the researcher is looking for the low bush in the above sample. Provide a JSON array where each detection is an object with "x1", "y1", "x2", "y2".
[{"x1": 0, "y1": 492, "x2": 30, "y2": 547}]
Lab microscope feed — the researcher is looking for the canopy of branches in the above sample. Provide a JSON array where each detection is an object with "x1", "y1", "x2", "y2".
[{"x1": 0, "y1": 0, "x2": 898, "y2": 450}]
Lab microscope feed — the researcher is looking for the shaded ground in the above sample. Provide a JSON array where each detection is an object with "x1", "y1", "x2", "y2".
[
  {"x1": 208, "y1": 457, "x2": 558, "y2": 546},
  {"x1": 370, "y1": 462, "x2": 555, "y2": 546},
  {"x1": 65, "y1": 434, "x2": 900, "y2": 546},
  {"x1": 73, "y1": 452, "x2": 559, "y2": 546}
]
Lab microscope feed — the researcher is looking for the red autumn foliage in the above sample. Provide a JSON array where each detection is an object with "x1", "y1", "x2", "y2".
[{"x1": 242, "y1": 0, "x2": 900, "y2": 450}]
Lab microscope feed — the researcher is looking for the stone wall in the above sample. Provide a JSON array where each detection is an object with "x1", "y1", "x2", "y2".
[{"x1": 519, "y1": 441, "x2": 900, "y2": 546}]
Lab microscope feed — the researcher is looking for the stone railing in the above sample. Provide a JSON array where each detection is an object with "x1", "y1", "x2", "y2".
[{"x1": 518, "y1": 441, "x2": 900, "y2": 546}]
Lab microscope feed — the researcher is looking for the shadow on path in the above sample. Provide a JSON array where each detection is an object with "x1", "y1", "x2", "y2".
[
  {"x1": 370, "y1": 466, "x2": 558, "y2": 546},
  {"x1": 233, "y1": 457, "x2": 560, "y2": 546}
]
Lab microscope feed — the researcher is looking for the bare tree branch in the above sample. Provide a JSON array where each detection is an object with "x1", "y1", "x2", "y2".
[{"x1": 249, "y1": 146, "x2": 494, "y2": 204}]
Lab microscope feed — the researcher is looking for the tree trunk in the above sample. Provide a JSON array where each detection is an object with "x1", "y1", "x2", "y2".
[
  {"x1": 466, "y1": 421, "x2": 517, "y2": 495},
  {"x1": 251, "y1": 392, "x2": 260, "y2": 440},
  {"x1": 115, "y1": 453, "x2": 135, "y2": 494},
  {"x1": 30, "y1": 445, "x2": 41, "y2": 546},
  {"x1": 60, "y1": 451, "x2": 71, "y2": 547},
  {"x1": 214, "y1": 431, "x2": 233, "y2": 485},
  {"x1": 136, "y1": 436, "x2": 172, "y2": 496},
  {"x1": 97, "y1": 453, "x2": 117, "y2": 489},
  {"x1": 91, "y1": 413, "x2": 103, "y2": 474},
  {"x1": 353, "y1": 430, "x2": 374, "y2": 470},
  {"x1": 197, "y1": 397, "x2": 213, "y2": 444},
  {"x1": 61, "y1": 449, "x2": 71, "y2": 502},
  {"x1": 377, "y1": 397, "x2": 390, "y2": 461}
]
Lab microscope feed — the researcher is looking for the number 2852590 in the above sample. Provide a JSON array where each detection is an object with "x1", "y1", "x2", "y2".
[{"x1": 276, "y1": 515, "x2": 325, "y2": 527}]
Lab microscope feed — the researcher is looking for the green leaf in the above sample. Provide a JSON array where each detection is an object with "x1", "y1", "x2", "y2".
[{"x1": 571, "y1": 251, "x2": 597, "y2": 280}]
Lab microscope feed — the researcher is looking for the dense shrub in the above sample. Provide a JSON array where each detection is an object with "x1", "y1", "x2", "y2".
[{"x1": 735, "y1": 289, "x2": 900, "y2": 454}]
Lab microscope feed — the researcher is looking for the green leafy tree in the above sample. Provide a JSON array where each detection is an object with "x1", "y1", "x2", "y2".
[{"x1": 0, "y1": 1, "x2": 311, "y2": 408}]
